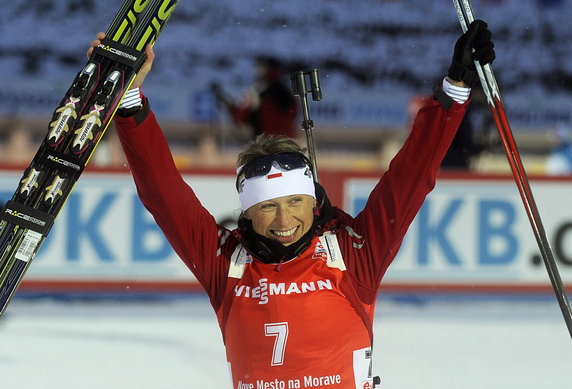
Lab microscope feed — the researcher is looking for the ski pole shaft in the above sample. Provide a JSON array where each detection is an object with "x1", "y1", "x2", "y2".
[
  {"x1": 291, "y1": 70, "x2": 322, "y2": 182},
  {"x1": 453, "y1": 0, "x2": 572, "y2": 339}
]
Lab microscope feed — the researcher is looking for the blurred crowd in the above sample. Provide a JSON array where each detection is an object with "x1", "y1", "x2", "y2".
[
  {"x1": 1, "y1": 0, "x2": 571, "y2": 174},
  {"x1": 1, "y1": 90, "x2": 571, "y2": 176}
]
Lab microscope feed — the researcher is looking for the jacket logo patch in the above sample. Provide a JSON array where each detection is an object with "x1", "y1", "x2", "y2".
[{"x1": 312, "y1": 241, "x2": 328, "y2": 262}]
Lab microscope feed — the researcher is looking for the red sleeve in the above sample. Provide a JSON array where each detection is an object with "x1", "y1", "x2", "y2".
[
  {"x1": 340, "y1": 93, "x2": 469, "y2": 302},
  {"x1": 113, "y1": 101, "x2": 230, "y2": 301}
]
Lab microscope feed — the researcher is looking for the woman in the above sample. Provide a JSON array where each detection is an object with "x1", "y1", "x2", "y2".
[{"x1": 91, "y1": 19, "x2": 494, "y2": 388}]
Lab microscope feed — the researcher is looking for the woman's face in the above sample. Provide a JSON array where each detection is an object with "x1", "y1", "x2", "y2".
[{"x1": 244, "y1": 194, "x2": 316, "y2": 246}]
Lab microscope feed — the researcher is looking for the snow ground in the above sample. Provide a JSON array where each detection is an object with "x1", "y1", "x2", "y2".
[{"x1": 1, "y1": 294, "x2": 571, "y2": 389}]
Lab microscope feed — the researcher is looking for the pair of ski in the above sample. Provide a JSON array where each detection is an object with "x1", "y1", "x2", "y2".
[
  {"x1": 453, "y1": 0, "x2": 572, "y2": 339},
  {"x1": 0, "y1": 0, "x2": 178, "y2": 316}
]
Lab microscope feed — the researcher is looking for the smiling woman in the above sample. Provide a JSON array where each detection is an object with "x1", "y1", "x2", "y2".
[
  {"x1": 231, "y1": 135, "x2": 336, "y2": 263},
  {"x1": 109, "y1": 18, "x2": 495, "y2": 388},
  {"x1": 236, "y1": 138, "x2": 317, "y2": 245}
]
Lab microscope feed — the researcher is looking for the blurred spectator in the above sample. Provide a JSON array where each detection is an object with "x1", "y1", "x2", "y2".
[
  {"x1": 405, "y1": 86, "x2": 495, "y2": 173},
  {"x1": 0, "y1": 119, "x2": 36, "y2": 166},
  {"x1": 408, "y1": 86, "x2": 491, "y2": 171},
  {"x1": 442, "y1": 86, "x2": 492, "y2": 170},
  {"x1": 210, "y1": 56, "x2": 298, "y2": 140},
  {"x1": 545, "y1": 122, "x2": 572, "y2": 175},
  {"x1": 442, "y1": 114, "x2": 482, "y2": 169}
]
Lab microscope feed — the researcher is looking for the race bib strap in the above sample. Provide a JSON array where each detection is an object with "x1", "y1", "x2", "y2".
[
  {"x1": 319, "y1": 233, "x2": 346, "y2": 271},
  {"x1": 228, "y1": 244, "x2": 252, "y2": 279}
]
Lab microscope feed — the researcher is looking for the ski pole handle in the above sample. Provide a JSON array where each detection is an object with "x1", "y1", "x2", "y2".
[{"x1": 309, "y1": 69, "x2": 322, "y2": 101}]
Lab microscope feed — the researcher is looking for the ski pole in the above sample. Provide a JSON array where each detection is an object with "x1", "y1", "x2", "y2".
[
  {"x1": 453, "y1": 0, "x2": 572, "y2": 339},
  {"x1": 291, "y1": 69, "x2": 322, "y2": 182}
]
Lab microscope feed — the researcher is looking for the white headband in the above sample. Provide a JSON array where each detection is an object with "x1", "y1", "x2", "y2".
[{"x1": 237, "y1": 164, "x2": 315, "y2": 210}]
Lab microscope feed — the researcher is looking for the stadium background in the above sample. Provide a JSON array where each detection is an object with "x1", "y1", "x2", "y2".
[{"x1": 1, "y1": 2, "x2": 572, "y2": 388}]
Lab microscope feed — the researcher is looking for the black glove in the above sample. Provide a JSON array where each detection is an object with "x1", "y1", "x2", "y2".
[{"x1": 448, "y1": 19, "x2": 495, "y2": 88}]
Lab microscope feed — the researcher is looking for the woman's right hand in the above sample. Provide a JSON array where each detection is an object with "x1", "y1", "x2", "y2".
[{"x1": 86, "y1": 32, "x2": 155, "y2": 90}]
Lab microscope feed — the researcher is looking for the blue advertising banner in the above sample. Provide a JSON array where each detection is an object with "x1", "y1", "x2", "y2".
[
  {"x1": 346, "y1": 178, "x2": 572, "y2": 286},
  {"x1": 2, "y1": 169, "x2": 571, "y2": 291}
]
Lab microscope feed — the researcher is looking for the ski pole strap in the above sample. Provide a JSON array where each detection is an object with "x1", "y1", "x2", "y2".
[{"x1": 1, "y1": 201, "x2": 55, "y2": 236}]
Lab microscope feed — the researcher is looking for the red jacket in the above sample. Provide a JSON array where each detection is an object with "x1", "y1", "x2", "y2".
[{"x1": 114, "y1": 90, "x2": 468, "y2": 387}]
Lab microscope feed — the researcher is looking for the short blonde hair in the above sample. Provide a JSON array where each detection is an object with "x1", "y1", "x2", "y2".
[{"x1": 236, "y1": 135, "x2": 307, "y2": 168}]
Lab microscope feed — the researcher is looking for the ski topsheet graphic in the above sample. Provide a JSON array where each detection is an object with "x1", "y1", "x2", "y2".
[{"x1": 0, "y1": 0, "x2": 179, "y2": 316}]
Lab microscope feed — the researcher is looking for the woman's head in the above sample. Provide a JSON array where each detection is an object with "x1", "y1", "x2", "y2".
[{"x1": 236, "y1": 135, "x2": 317, "y2": 246}]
